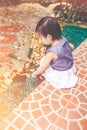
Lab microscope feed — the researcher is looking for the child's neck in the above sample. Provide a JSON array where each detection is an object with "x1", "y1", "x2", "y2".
[{"x1": 52, "y1": 38, "x2": 61, "y2": 46}]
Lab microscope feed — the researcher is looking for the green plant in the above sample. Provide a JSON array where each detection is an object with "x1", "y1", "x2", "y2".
[{"x1": 53, "y1": 2, "x2": 87, "y2": 23}]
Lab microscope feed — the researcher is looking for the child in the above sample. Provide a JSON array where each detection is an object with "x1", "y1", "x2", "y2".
[{"x1": 32, "y1": 16, "x2": 78, "y2": 88}]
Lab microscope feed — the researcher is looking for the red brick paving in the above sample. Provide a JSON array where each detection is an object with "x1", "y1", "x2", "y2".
[
  {"x1": 0, "y1": 25, "x2": 20, "y2": 62},
  {"x1": 0, "y1": 32, "x2": 87, "y2": 129},
  {"x1": 0, "y1": 25, "x2": 21, "y2": 32},
  {"x1": 0, "y1": 34, "x2": 17, "y2": 44}
]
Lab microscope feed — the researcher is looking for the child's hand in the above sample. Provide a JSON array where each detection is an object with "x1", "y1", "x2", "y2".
[
  {"x1": 31, "y1": 72, "x2": 44, "y2": 81},
  {"x1": 69, "y1": 43, "x2": 75, "y2": 50}
]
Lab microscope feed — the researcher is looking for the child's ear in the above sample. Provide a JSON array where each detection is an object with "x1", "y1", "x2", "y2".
[{"x1": 47, "y1": 34, "x2": 52, "y2": 40}]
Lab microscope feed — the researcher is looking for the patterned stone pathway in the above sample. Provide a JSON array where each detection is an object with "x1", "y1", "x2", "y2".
[
  {"x1": 0, "y1": 38, "x2": 87, "y2": 129},
  {"x1": 0, "y1": 25, "x2": 21, "y2": 62}
]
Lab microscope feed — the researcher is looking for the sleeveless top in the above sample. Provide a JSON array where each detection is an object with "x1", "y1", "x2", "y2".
[{"x1": 46, "y1": 37, "x2": 73, "y2": 71}]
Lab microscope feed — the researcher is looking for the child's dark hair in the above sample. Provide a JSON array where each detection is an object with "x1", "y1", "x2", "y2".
[{"x1": 35, "y1": 16, "x2": 61, "y2": 40}]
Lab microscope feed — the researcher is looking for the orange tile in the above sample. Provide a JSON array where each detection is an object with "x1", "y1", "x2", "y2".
[
  {"x1": 78, "y1": 94, "x2": 87, "y2": 103},
  {"x1": 53, "y1": 89, "x2": 62, "y2": 95},
  {"x1": 80, "y1": 64, "x2": 87, "y2": 69},
  {"x1": 63, "y1": 95, "x2": 71, "y2": 99},
  {"x1": 58, "y1": 108, "x2": 67, "y2": 118},
  {"x1": 81, "y1": 104, "x2": 87, "y2": 111},
  {"x1": 51, "y1": 100, "x2": 61, "y2": 110},
  {"x1": 68, "y1": 111, "x2": 81, "y2": 119},
  {"x1": 69, "y1": 121, "x2": 80, "y2": 130},
  {"x1": 61, "y1": 98, "x2": 67, "y2": 107},
  {"x1": 61, "y1": 88, "x2": 70, "y2": 94},
  {"x1": 79, "y1": 86, "x2": 87, "y2": 92},
  {"x1": 6, "y1": 112, "x2": 17, "y2": 121},
  {"x1": 39, "y1": 81, "x2": 47, "y2": 87},
  {"x1": 47, "y1": 113, "x2": 58, "y2": 123},
  {"x1": 67, "y1": 102, "x2": 77, "y2": 109},
  {"x1": 75, "y1": 61, "x2": 82, "y2": 65},
  {"x1": 80, "y1": 119, "x2": 87, "y2": 130},
  {"x1": 42, "y1": 105, "x2": 52, "y2": 115},
  {"x1": 8, "y1": 127, "x2": 15, "y2": 130},
  {"x1": 34, "y1": 93, "x2": 43, "y2": 100},
  {"x1": 55, "y1": 117, "x2": 67, "y2": 129},
  {"x1": 14, "y1": 117, "x2": 25, "y2": 129},
  {"x1": 21, "y1": 102, "x2": 29, "y2": 110},
  {"x1": 37, "y1": 117, "x2": 49, "y2": 130},
  {"x1": 72, "y1": 97, "x2": 78, "y2": 105},
  {"x1": 25, "y1": 94, "x2": 33, "y2": 101},
  {"x1": 80, "y1": 70, "x2": 87, "y2": 75},
  {"x1": 32, "y1": 110, "x2": 42, "y2": 119},
  {"x1": 0, "y1": 120, "x2": 9, "y2": 130},
  {"x1": 31, "y1": 102, "x2": 39, "y2": 109},
  {"x1": 23, "y1": 124, "x2": 35, "y2": 130},
  {"x1": 51, "y1": 92, "x2": 60, "y2": 99},
  {"x1": 85, "y1": 76, "x2": 87, "y2": 80},
  {"x1": 42, "y1": 89, "x2": 51, "y2": 96},
  {"x1": 47, "y1": 84, "x2": 54, "y2": 90},
  {"x1": 77, "y1": 73, "x2": 84, "y2": 78},
  {"x1": 41, "y1": 98, "x2": 49, "y2": 105},
  {"x1": 22, "y1": 112, "x2": 31, "y2": 120},
  {"x1": 79, "y1": 108, "x2": 87, "y2": 117}
]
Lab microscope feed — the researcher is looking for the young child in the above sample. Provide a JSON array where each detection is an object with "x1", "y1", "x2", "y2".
[{"x1": 32, "y1": 16, "x2": 78, "y2": 88}]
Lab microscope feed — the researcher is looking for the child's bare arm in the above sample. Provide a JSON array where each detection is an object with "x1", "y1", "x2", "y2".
[
  {"x1": 32, "y1": 52, "x2": 57, "y2": 78},
  {"x1": 69, "y1": 43, "x2": 75, "y2": 50}
]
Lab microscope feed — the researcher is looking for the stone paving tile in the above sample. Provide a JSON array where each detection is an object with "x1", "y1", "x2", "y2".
[
  {"x1": 0, "y1": 34, "x2": 17, "y2": 44},
  {"x1": 0, "y1": 40, "x2": 87, "y2": 130}
]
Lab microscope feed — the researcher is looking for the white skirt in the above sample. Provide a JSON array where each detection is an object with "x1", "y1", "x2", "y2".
[{"x1": 40, "y1": 56, "x2": 78, "y2": 89}]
